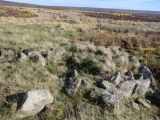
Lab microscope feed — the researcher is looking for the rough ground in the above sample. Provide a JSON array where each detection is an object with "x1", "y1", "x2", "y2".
[{"x1": 0, "y1": 2, "x2": 160, "y2": 120}]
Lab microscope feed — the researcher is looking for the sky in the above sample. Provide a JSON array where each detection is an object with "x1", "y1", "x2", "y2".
[{"x1": 5, "y1": 0, "x2": 160, "y2": 11}]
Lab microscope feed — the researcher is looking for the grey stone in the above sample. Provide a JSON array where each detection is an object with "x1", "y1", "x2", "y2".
[
  {"x1": 118, "y1": 80, "x2": 137, "y2": 97},
  {"x1": 138, "y1": 99, "x2": 151, "y2": 109},
  {"x1": 132, "y1": 102, "x2": 140, "y2": 111},
  {"x1": 100, "y1": 81, "x2": 117, "y2": 94},
  {"x1": 102, "y1": 94, "x2": 119, "y2": 109},
  {"x1": 111, "y1": 72, "x2": 121, "y2": 86},
  {"x1": 65, "y1": 77, "x2": 82, "y2": 96},
  {"x1": 17, "y1": 89, "x2": 53, "y2": 118},
  {"x1": 140, "y1": 65, "x2": 156, "y2": 90},
  {"x1": 118, "y1": 80, "x2": 150, "y2": 97},
  {"x1": 94, "y1": 88, "x2": 110, "y2": 95},
  {"x1": 125, "y1": 71, "x2": 135, "y2": 81},
  {"x1": 28, "y1": 51, "x2": 46, "y2": 66},
  {"x1": 16, "y1": 52, "x2": 28, "y2": 62},
  {"x1": 81, "y1": 77, "x2": 93, "y2": 88},
  {"x1": 47, "y1": 50, "x2": 64, "y2": 63},
  {"x1": 132, "y1": 80, "x2": 150, "y2": 97}
]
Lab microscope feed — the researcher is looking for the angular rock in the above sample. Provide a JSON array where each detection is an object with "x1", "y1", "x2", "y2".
[
  {"x1": 140, "y1": 65, "x2": 156, "y2": 90},
  {"x1": 28, "y1": 51, "x2": 46, "y2": 66},
  {"x1": 118, "y1": 80, "x2": 150, "y2": 97},
  {"x1": 17, "y1": 89, "x2": 53, "y2": 118},
  {"x1": 111, "y1": 72, "x2": 121, "y2": 86},
  {"x1": 132, "y1": 102, "x2": 140, "y2": 111},
  {"x1": 133, "y1": 80, "x2": 150, "y2": 97},
  {"x1": 100, "y1": 81, "x2": 117, "y2": 94},
  {"x1": 102, "y1": 94, "x2": 119, "y2": 109},
  {"x1": 138, "y1": 99, "x2": 151, "y2": 109},
  {"x1": 65, "y1": 77, "x2": 82, "y2": 96},
  {"x1": 47, "y1": 50, "x2": 64, "y2": 63},
  {"x1": 94, "y1": 88, "x2": 110, "y2": 95}
]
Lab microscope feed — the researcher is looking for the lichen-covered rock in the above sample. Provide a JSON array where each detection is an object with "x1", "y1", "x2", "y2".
[
  {"x1": 65, "y1": 77, "x2": 82, "y2": 96},
  {"x1": 140, "y1": 65, "x2": 156, "y2": 90},
  {"x1": 47, "y1": 50, "x2": 65, "y2": 63},
  {"x1": 118, "y1": 80, "x2": 137, "y2": 97},
  {"x1": 28, "y1": 51, "x2": 46, "y2": 66},
  {"x1": 133, "y1": 80, "x2": 150, "y2": 97},
  {"x1": 111, "y1": 72, "x2": 122, "y2": 86},
  {"x1": 100, "y1": 81, "x2": 117, "y2": 94},
  {"x1": 102, "y1": 94, "x2": 119, "y2": 109},
  {"x1": 17, "y1": 89, "x2": 53, "y2": 118},
  {"x1": 118, "y1": 80, "x2": 150, "y2": 97}
]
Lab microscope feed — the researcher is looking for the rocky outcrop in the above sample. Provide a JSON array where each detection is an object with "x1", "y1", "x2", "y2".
[
  {"x1": 65, "y1": 77, "x2": 82, "y2": 97},
  {"x1": 100, "y1": 81, "x2": 117, "y2": 94},
  {"x1": 17, "y1": 89, "x2": 53, "y2": 118},
  {"x1": 138, "y1": 99, "x2": 151, "y2": 108},
  {"x1": 111, "y1": 72, "x2": 122, "y2": 87},
  {"x1": 94, "y1": 88, "x2": 110, "y2": 95},
  {"x1": 28, "y1": 51, "x2": 46, "y2": 66},
  {"x1": 102, "y1": 94, "x2": 119, "y2": 109}
]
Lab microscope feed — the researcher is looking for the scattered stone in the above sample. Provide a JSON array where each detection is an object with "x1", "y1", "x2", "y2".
[
  {"x1": 47, "y1": 50, "x2": 65, "y2": 63},
  {"x1": 17, "y1": 89, "x2": 53, "y2": 118},
  {"x1": 111, "y1": 72, "x2": 121, "y2": 86},
  {"x1": 94, "y1": 88, "x2": 110, "y2": 95},
  {"x1": 28, "y1": 51, "x2": 46, "y2": 66},
  {"x1": 132, "y1": 102, "x2": 140, "y2": 111},
  {"x1": 138, "y1": 99, "x2": 151, "y2": 109},
  {"x1": 16, "y1": 52, "x2": 28, "y2": 62},
  {"x1": 65, "y1": 77, "x2": 82, "y2": 96},
  {"x1": 100, "y1": 81, "x2": 117, "y2": 94},
  {"x1": 102, "y1": 94, "x2": 119, "y2": 109}
]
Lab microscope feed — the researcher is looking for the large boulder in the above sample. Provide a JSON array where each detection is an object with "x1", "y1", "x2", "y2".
[
  {"x1": 28, "y1": 51, "x2": 46, "y2": 66},
  {"x1": 102, "y1": 94, "x2": 119, "y2": 109},
  {"x1": 118, "y1": 80, "x2": 150, "y2": 97},
  {"x1": 17, "y1": 89, "x2": 53, "y2": 118},
  {"x1": 65, "y1": 77, "x2": 82, "y2": 96},
  {"x1": 111, "y1": 72, "x2": 122, "y2": 87},
  {"x1": 100, "y1": 81, "x2": 117, "y2": 94}
]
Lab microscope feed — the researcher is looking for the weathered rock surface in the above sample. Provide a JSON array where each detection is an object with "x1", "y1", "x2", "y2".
[
  {"x1": 111, "y1": 72, "x2": 121, "y2": 86},
  {"x1": 28, "y1": 51, "x2": 46, "y2": 66},
  {"x1": 94, "y1": 88, "x2": 110, "y2": 95},
  {"x1": 132, "y1": 102, "x2": 140, "y2": 111},
  {"x1": 138, "y1": 99, "x2": 151, "y2": 108},
  {"x1": 118, "y1": 80, "x2": 150, "y2": 97},
  {"x1": 17, "y1": 89, "x2": 53, "y2": 118},
  {"x1": 140, "y1": 65, "x2": 156, "y2": 90},
  {"x1": 65, "y1": 77, "x2": 82, "y2": 96},
  {"x1": 47, "y1": 50, "x2": 64, "y2": 63},
  {"x1": 102, "y1": 94, "x2": 119, "y2": 109},
  {"x1": 125, "y1": 71, "x2": 135, "y2": 81},
  {"x1": 100, "y1": 81, "x2": 117, "y2": 94}
]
